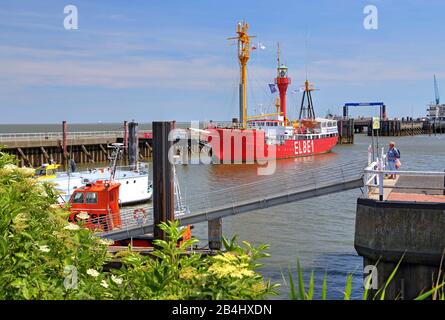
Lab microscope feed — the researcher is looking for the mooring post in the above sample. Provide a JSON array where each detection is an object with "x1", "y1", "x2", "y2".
[
  {"x1": 443, "y1": 170, "x2": 445, "y2": 196},
  {"x1": 153, "y1": 121, "x2": 175, "y2": 241},
  {"x1": 128, "y1": 121, "x2": 138, "y2": 170},
  {"x1": 62, "y1": 121, "x2": 68, "y2": 169},
  {"x1": 123, "y1": 120, "x2": 128, "y2": 155},
  {"x1": 208, "y1": 218, "x2": 222, "y2": 251},
  {"x1": 379, "y1": 171, "x2": 384, "y2": 201}
]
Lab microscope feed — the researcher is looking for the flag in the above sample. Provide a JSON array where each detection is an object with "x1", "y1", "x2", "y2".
[{"x1": 268, "y1": 84, "x2": 277, "y2": 94}]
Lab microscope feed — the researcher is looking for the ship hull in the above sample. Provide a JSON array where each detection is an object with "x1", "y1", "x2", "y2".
[{"x1": 204, "y1": 128, "x2": 338, "y2": 163}]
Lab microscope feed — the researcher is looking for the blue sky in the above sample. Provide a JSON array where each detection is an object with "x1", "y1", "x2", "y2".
[{"x1": 1, "y1": 0, "x2": 445, "y2": 123}]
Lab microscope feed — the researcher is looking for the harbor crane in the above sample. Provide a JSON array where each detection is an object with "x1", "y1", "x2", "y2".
[{"x1": 434, "y1": 75, "x2": 440, "y2": 105}]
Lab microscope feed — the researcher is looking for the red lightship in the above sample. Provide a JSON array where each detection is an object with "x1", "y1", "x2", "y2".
[{"x1": 203, "y1": 22, "x2": 338, "y2": 163}]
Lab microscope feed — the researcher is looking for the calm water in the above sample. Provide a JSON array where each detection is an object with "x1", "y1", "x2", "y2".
[
  {"x1": 175, "y1": 133, "x2": 445, "y2": 300},
  {"x1": 3, "y1": 124, "x2": 445, "y2": 299}
]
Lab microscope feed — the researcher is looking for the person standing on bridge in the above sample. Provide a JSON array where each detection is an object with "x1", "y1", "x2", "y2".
[{"x1": 387, "y1": 141, "x2": 401, "y2": 179}]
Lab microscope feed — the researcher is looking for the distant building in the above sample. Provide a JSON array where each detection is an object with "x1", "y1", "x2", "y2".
[{"x1": 427, "y1": 104, "x2": 445, "y2": 122}]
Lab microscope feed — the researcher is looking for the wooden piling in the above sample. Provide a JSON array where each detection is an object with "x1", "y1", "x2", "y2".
[
  {"x1": 99, "y1": 144, "x2": 108, "y2": 160},
  {"x1": 337, "y1": 119, "x2": 354, "y2": 144},
  {"x1": 40, "y1": 146, "x2": 49, "y2": 162},
  {"x1": 62, "y1": 121, "x2": 68, "y2": 169},
  {"x1": 153, "y1": 121, "x2": 175, "y2": 241},
  {"x1": 128, "y1": 122, "x2": 138, "y2": 169},
  {"x1": 81, "y1": 144, "x2": 93, "y2": 162},
  {"x1": 208, "y1": 218, "x2": 222, "y2": 250},
  {"x1": 123, "y1": 121, "x2": 128, "y2": 161}
]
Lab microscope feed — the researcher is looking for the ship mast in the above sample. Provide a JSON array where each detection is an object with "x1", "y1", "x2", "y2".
[
  {"x1": 299, "y1": 79, "x2": 316, "y2": 120},
  {"x1": 228, "y1": 22, "x2": 255, "y2": 128}
]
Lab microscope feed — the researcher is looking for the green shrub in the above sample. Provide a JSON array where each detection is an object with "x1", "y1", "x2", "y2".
[{"x1": 0, "y1": 150, "x2": 276, "y2": 300}]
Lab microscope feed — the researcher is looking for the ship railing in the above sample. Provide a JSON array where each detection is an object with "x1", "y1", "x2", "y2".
[
  {"x1": 70, "y1": 208, "x2": 153, "y2": 233},
  {"x1": 363, "y1": 161, "x2": 445, "y2": 201},
  {"x1": 80, "y1": 163, "x2": 150, "y2": 174},
  {"x1": 80, "y1": 198, "x2": 189, "y2": 235},
  {"x1": 203, "y1": 121, "x2": 246, "y2": 130}
]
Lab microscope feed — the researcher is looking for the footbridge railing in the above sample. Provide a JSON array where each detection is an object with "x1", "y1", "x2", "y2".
[{"x1": 96, "y1": 160, "x2": 367, "y2": 241}]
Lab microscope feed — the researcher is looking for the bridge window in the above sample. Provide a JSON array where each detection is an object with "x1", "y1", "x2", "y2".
[
  {"x1": 71, "y1": 192, "x2": 84, "y2": 204},
  {"x1": 85, "y1": 192, "x2": 98, "y2": 204}
]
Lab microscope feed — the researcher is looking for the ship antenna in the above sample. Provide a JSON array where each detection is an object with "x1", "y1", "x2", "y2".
[
  {"x1": 277, "y1": 42, "x2": 280, "y2": 71},
  {"x1": 305, "y1": 31, "x2": 309, "y2": 81}
]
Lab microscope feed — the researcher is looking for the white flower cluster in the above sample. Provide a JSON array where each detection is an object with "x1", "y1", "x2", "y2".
[
  {"x1": 87, "y1": 268, "x2": 100, "y2": 277},
  {"x1": 38, "y1": 245, "x2": 50, "y2": 253},
  {"x1": 64, "y1": 223, "x2": 80, "y2": 231},
  {"x1": 76, "y1": 211, "x2": 89, "y2": 220}
]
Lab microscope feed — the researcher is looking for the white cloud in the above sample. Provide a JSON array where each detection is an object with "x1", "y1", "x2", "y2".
[{"x1": 0, "y1": 52, "x2": 242, "y2": 90}]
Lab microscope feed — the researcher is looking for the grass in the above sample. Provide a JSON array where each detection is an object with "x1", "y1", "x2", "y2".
[{"x1": 286, "y1": 255, "x2": 445, "y2": 300}]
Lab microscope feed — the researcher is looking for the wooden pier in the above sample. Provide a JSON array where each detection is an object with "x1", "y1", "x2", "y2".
[
  {"x1": 336, "y1": 118, "x2": 354, "y2": 144},
  {"x1": 369, "y1": 119, "x2": 424, "y2": 136},
  {"x1": 333, "y1": 117, "x2": 435, "y2": 144},
  {"x1": 364, "y1": 118, "x2": 444, "y2": 136},
  {"x1": 0, "y1": 121, "x2": 153, "y2": 167}
]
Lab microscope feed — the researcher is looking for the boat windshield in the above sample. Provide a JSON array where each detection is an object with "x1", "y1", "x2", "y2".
[
  {"x1": 35, "y1": 169, "x2": 46, "y2": 176},
  {"x1": 85, "y1": 192, "x2": 98, "y2": 204},
  {"x1": 71, "y1": 192, "x2": 85, "y2": 204}
]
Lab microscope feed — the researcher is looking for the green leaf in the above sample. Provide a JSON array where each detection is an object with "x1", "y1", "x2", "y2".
[
  {"x1": 344, "y1": 274, "x2": 353, "y2": 300},
  {"x1": 321, "y1": 271, "x2": 327, "y2": 300},
  {"x1": 307, "y1": 271, "x2": 314, "y2": 300},
  {"x1": 297, "y1": 260, "x2": 306, "y2": 300},
  {"x1": 0, "y1": 237, "x2": 7, "y2": 256},
  {"x1": 288, "y1": 266, "x2": 298, "y2": 300},
  {"x1": 15, "y1": 252, "x2": 27, "y2": 259},
  {"x1": 378, "y1": 253, "x2": 405, "y2": 300},
  {"x1": 415, "y1": 282, "x2": 445, "y2": 300}
]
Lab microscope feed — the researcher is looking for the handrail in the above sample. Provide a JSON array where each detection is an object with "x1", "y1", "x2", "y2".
[
  {"x1": 365, "y1": 168, "x2": 445, "y2": 177},
  {"x1": 363, "y1": 157, "x2": 445, "y2": 200},
  {"x1": 95, "y1": 159, "x2": 367, "y2": 239},
  {"x1": 0, "y1": 130, "x2": 152, "y2": 141}
]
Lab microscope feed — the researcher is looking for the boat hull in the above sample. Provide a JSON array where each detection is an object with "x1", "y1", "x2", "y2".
[
  {"x1": 50, "y1": 170, "x2": 152, "y2": 205},
  {"x1": 205, "y1": 128, "x2": 338, "y2": 163}
]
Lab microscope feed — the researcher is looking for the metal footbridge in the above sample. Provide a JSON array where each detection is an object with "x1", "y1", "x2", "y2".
[{"x1": 96, "y1": 160, "x2": 366, "y2": 241}]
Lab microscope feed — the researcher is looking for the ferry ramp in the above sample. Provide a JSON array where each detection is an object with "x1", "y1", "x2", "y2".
[{"x1": 96, "y1": 160, "x2": 367, "y2": 241}]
